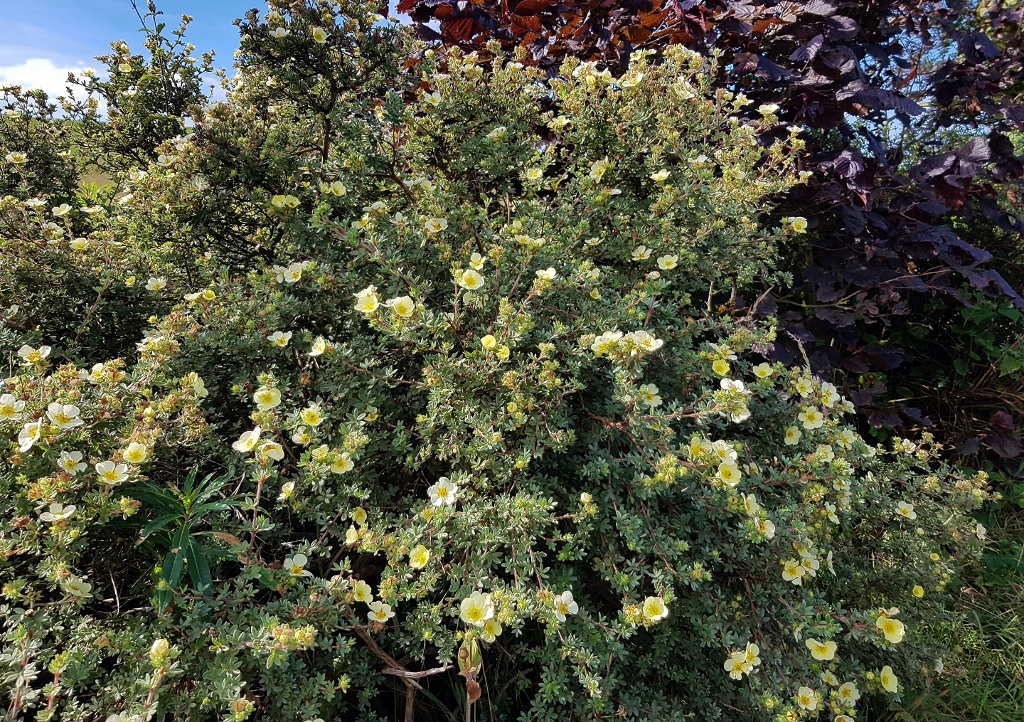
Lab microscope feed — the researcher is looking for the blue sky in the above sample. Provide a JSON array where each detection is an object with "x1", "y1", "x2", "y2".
[{"x1": 0, "y1": 0, "x2": 269, "y2": 97}]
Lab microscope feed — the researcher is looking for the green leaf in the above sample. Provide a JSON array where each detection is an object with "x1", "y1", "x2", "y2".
[{"x1": 139, "y1": 513, "x2": 182, "y2": 542}]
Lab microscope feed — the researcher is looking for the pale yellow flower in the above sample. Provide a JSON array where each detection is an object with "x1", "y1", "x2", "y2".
[
  {"x1": 482, "y1": 618, "x2": 502, "y2": 642},
  {"x1": 427, "y1": 476, "x2": 458, "y2": 506},
  {"x1": 805, "y1": 638, "x2": 837, "y2": 661},
  {"x1": 330, "y1": 453, "x2": 354, "y2": 474},
  {"x1": 353, "y1": 580, "x2": 373, "y2": 603},
  {"x1": 39, "y1": 502, "x2": 76, "y2": 523},
  {"x1": 309, "y1": 336, "x2": 328, "y2": 356},
  {"x1": 409, "y1": 545, "x2": 430, "y2": 569},
  {"x1": 300, "y1": 405, "x2": 324, "y2": 427},
  {"x1": 257, "y1": 441, "x2": 284, "y2": 462},
  {"x1": 641, "y1": 596, "x2": 668, "y2": 622},
  {"x1": 650, "y1": 169, "x2": 670, "y2": 182},
  {"x1": 232, "y1": 427, "x2": 262, "y2": 453},
  {"x1": 657, "y1": 254, "x2": 678, "y2": 270},
  {"x1": 837, "y1": 681, "x2": 860, "y2": 705},
  {"x1": 798, "y1": 407, "x2": 824, "y2": 430},
  {"x1": 283, "y1": 553, "x2": 312, "y2": 577},
  {"x1": 784, "y1": 216, "x2": 809, "y2": 233},
  {"x1": 311, "y1": 26, "x2": 328, "y2": 43},
  {"x1": 46, "y1": 402, "x2": 83, "y2": 429},
  {"x1": 880, "y1": 665, "x2": 899, "y2": 693},
  {"x1": 912, "y1": 585, "x2": 925, "y2": 598},
  {"x1": 423, "y1": 217, "x2": 448, "y2": 234},
  {"x1": 387, "y1": 296, "x2": 416, "y2": 318},
  {"x1": 481, "y1": 334, "x2": 498, "y2": 351},
  {"x1": 712, "y1": 359, "x2": 731, "y2": 376},
  {"x1": 354, "y1": 285, "x2": 380, "y2": 314},
  {"x1": 784, "y1": 426, "x2": 802, "y2": 445},
  {"x1": 895, "y1": 501, "x2": 917, "y2": 520},
  {"x1": 752, "y1": 362, "x2": 773, "y2": 378},
  {"x1": 553, "y1": 591, "x2": 579, "y2": 621},
  {"x1": 525, "y1": 167, "x2": 543, "y2": 181},
  {"x1": 123, "y1": 442, "x2": 149, "y2": 464},
  {"x1": 876, "y1": 615, "x2": 906, "y2": 644},
  {"x1": 18, "y1": 420, "x2": 43, "y2": 452},
  {"x1": 253, "y1": 387, "x2": 281, "y2": 410},
  {"x1": 795, "y1": 686, "x2": 818, "y2": 711},
  {"x1": 781, "y1": 559, "x2": 805, "y2": 585},
  {"x1": 460, "y1": 591, "x2": 494, "y2": 627},
  {"x1": 458, "y1": 269, "x2": 485, "y2": 290},
  {"x1": 58, "y1": 450, "x2": 86, "y2": 475}
]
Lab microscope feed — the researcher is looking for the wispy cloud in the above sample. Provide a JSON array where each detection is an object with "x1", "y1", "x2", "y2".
[{"x1": 0, "y1": 58, "x2": 93, "y2": 100}]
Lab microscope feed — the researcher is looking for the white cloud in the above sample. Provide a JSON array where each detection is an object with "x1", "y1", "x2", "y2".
[{"x1": 0, "y1": 58, "x2": 93, "y2": 100}]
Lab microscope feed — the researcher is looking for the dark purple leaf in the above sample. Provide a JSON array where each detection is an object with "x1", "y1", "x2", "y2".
[
  {"x1": 990, "y1": 410, "x2": 1015, "y2": 433},
  {"x1": 989, "y1": 433, "x2": 1022, "y2": 459}
]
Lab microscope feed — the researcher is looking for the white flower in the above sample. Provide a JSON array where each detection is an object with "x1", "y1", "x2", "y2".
[
  {"x1": 368, "y1": 600, "x2": 395, "y2": 623},
  {"x1": 423, "y1": 217, "x2": 448, "y2": 234},
  {"x1": 63, "y1": 575, "x2": 92, "y2": 598},
  {"x1": 52, "y1": 203, "x2": 72, "y2": 217},
  {"x1": 657, "y1": 254, "x2": 678, "y2": 270},
  {"x1": 232, "y1": 427, "x2": 262, "y2": 453},
  {"x1": 895, "y1": 501, "x2": 917, "y2": 520},
  {"x1": 257, "y1": 441, "x2": 285, "y2": 462},
  {"x1": 69, "y1": 237, "x2": 89, "y2": 251},
  {"x1": 17, "y1": 344, "x2": 51, "y2": 364},
  {"x1": 637, "y1": 383, "x2": 662, "y2": 407},
  {"x1": 46, "y1": 402, "x2": 83, "y2": 429},
  {"x1": 283, "y1": 553, "x2": 312, "y2": 577},
  {"x1": 0, "y1": 393, "x2": 26, "y2": 422},
  {"x1": 267, "y1": 331, "x2": 292, "y2": 347},
  {"x1": 460, "y1": 591, "x2": 494, "y2": 627},
  {"x1": 96, "y1": 460, "x2": 129, "y2": 484},
  {"x1": 57, "y1": 450, "x2": 87, "y2": 475},
  {"x1": 270, "y1": 26, "x2": 290, "y2": 38},
  {"x1": 553, "y1": 591, "x2": 579, "y2": 622},
  {"x1": 427, "y1": 476, "x2": 458, "y2": 506},
  {"x1": 18, "y1": 421, "x2": 43, "y2": 452},
  {"x1": 309, "y1": 336, "x2": 327, "y2": 356},
  {"x1": 39, "y1": 502, "x2": 76, "y2": 523},
  {"x1": 353, "y1": 580, "x2": 373, "y2": 603},
  {"x1": 650, "y1": 168, "x2": 670, "y2": 182},
  {"x1": 145, "y1": 276, "x2": 167, "y2": 291},
  {"x1": 311, "y1": 26, "x2": 328, "y2": 43},
  {"x1": 5, "y1": 151, "x2": 28, "y2": 164},
  {"x1": 631, "y1": 245, "x2": 652, "y2": 261}
]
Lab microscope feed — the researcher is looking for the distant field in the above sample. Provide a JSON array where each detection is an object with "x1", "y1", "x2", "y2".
[{"x1": 81, "y1": 169, "x2": 113, "y2": 187}]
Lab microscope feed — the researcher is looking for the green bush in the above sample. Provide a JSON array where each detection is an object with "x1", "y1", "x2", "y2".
[{"x1": 0, "y1": 3, "x2": 995, "y2": 721}]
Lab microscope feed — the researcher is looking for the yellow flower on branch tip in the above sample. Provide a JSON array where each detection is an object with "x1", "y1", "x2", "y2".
[
  {"x1": 232, "y1": 427, "x2": 261, "y2": 453},
  {"x1": 123, "y1": 442, "x2": 149, "y2": 464},
  {"x1": 278, "y1": 481, "x2": 295, "y2": 500},
  {"x1": 354, "y1": 285, "x2": 380, "y2": 313},
  {"x1": 631, "y1": 245, "x2": 652, "y2": 261},
  {"x1": 784, "y1": 216, "x2": 808, "y2": 233},
  {"x1": 460, "y1": 591, "x2": 494, "y2": 627},
  {"x1": 912, "y1": 585, "x2": 925, "y2": 598},
  {"x1": 257, "y1": 441, "x2": 284, "y2": 462},
  {"x1": 876, "y1": 616, "x2": 906, "y2": 644},
  {"x1": 795, "y1": 687, "x2": 817, "y2": 711},
  {"x1": 880, "y1": 665, "x2": 899, "y2": 693},
  {"x1": 482, "y1": 618, "x2": 502, "y2": 642},
  {"x1": 368, "y1": 601, "x2": 395, "y2": 623},
  {"x1": 458, "y1": 269, "x2": 485, "y2": 290},
  {"x1": 5, "y1": 151, "x2": 28, "y2": 164},
  {"x1": 798, "y1": 407, "x2": 824, "y2": 429},
  {"x1": 409, "y1": 545, "x2": 430, "y2": 569},
  {"x1": 70, "y1": 238, "x2": 89, "y2": 251},
  {"x1": 345, "y1": 525, "x2": 358, "y2": 545},
  {"x1": 752, "y1": 362, "x2": 773, "y2": 378},
  {"x1": 805, "y1": 638, "x2": 837, "y2": 661},
  {"x1": 481, "y1": 335, "x2": 498, "y2": 351},
  {"x1": 657, "y1": 254, "x2": 678, "y2": 270},
  {"x1": 330, "y1": 454, "x2": 354, "y2": 474},
  {"x1": 651, "y1": 168, "x2": 670, "y2": 182},
  {"x1": 300, "y1": 405, "x2": 324, "y2": 426},
  {"x1": 783, "y1": 426, "x2": 802, "y2": 445},
  {"x1": 641, "y1": 596, "x2": 668, "y2": 622},
  {"x1": 353, "y1": 580, "x2": 373, "y2": 604},
  {"x1": 712, "y1": 359, "x2": 730, "y2": 376},
  {"x1": 351, "y1": 507, "x2": 367, "y2": 526},
  {"x1": 253, "y1": 387, "x2": 281, "y2": 410},
  {"x1": 525, "y1": 168, "x2": 543, "y2": 180},
  {"x1": 311, "y1": 26, "x2": 328, "y2": 43},
  {"x1": 717, "y1": 463, "x2": 742, "y2": 486},
  {"x1": 146, "y1": 277, "x2": 166, "y2": 291},
  {"x1": 96, "y1": 460, "x2": 129, "y2": 484},
  {"x1": 387, "y1": 296, "x2": 416, "y2": 318},
  {"x1": 781, "y1": 559, "x2": 805, "y2": 584}
]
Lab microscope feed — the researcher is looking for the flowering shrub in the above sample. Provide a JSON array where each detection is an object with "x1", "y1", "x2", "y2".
[{"x1": 0, "y1": 2, "x2": 994, "y2": 721}]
